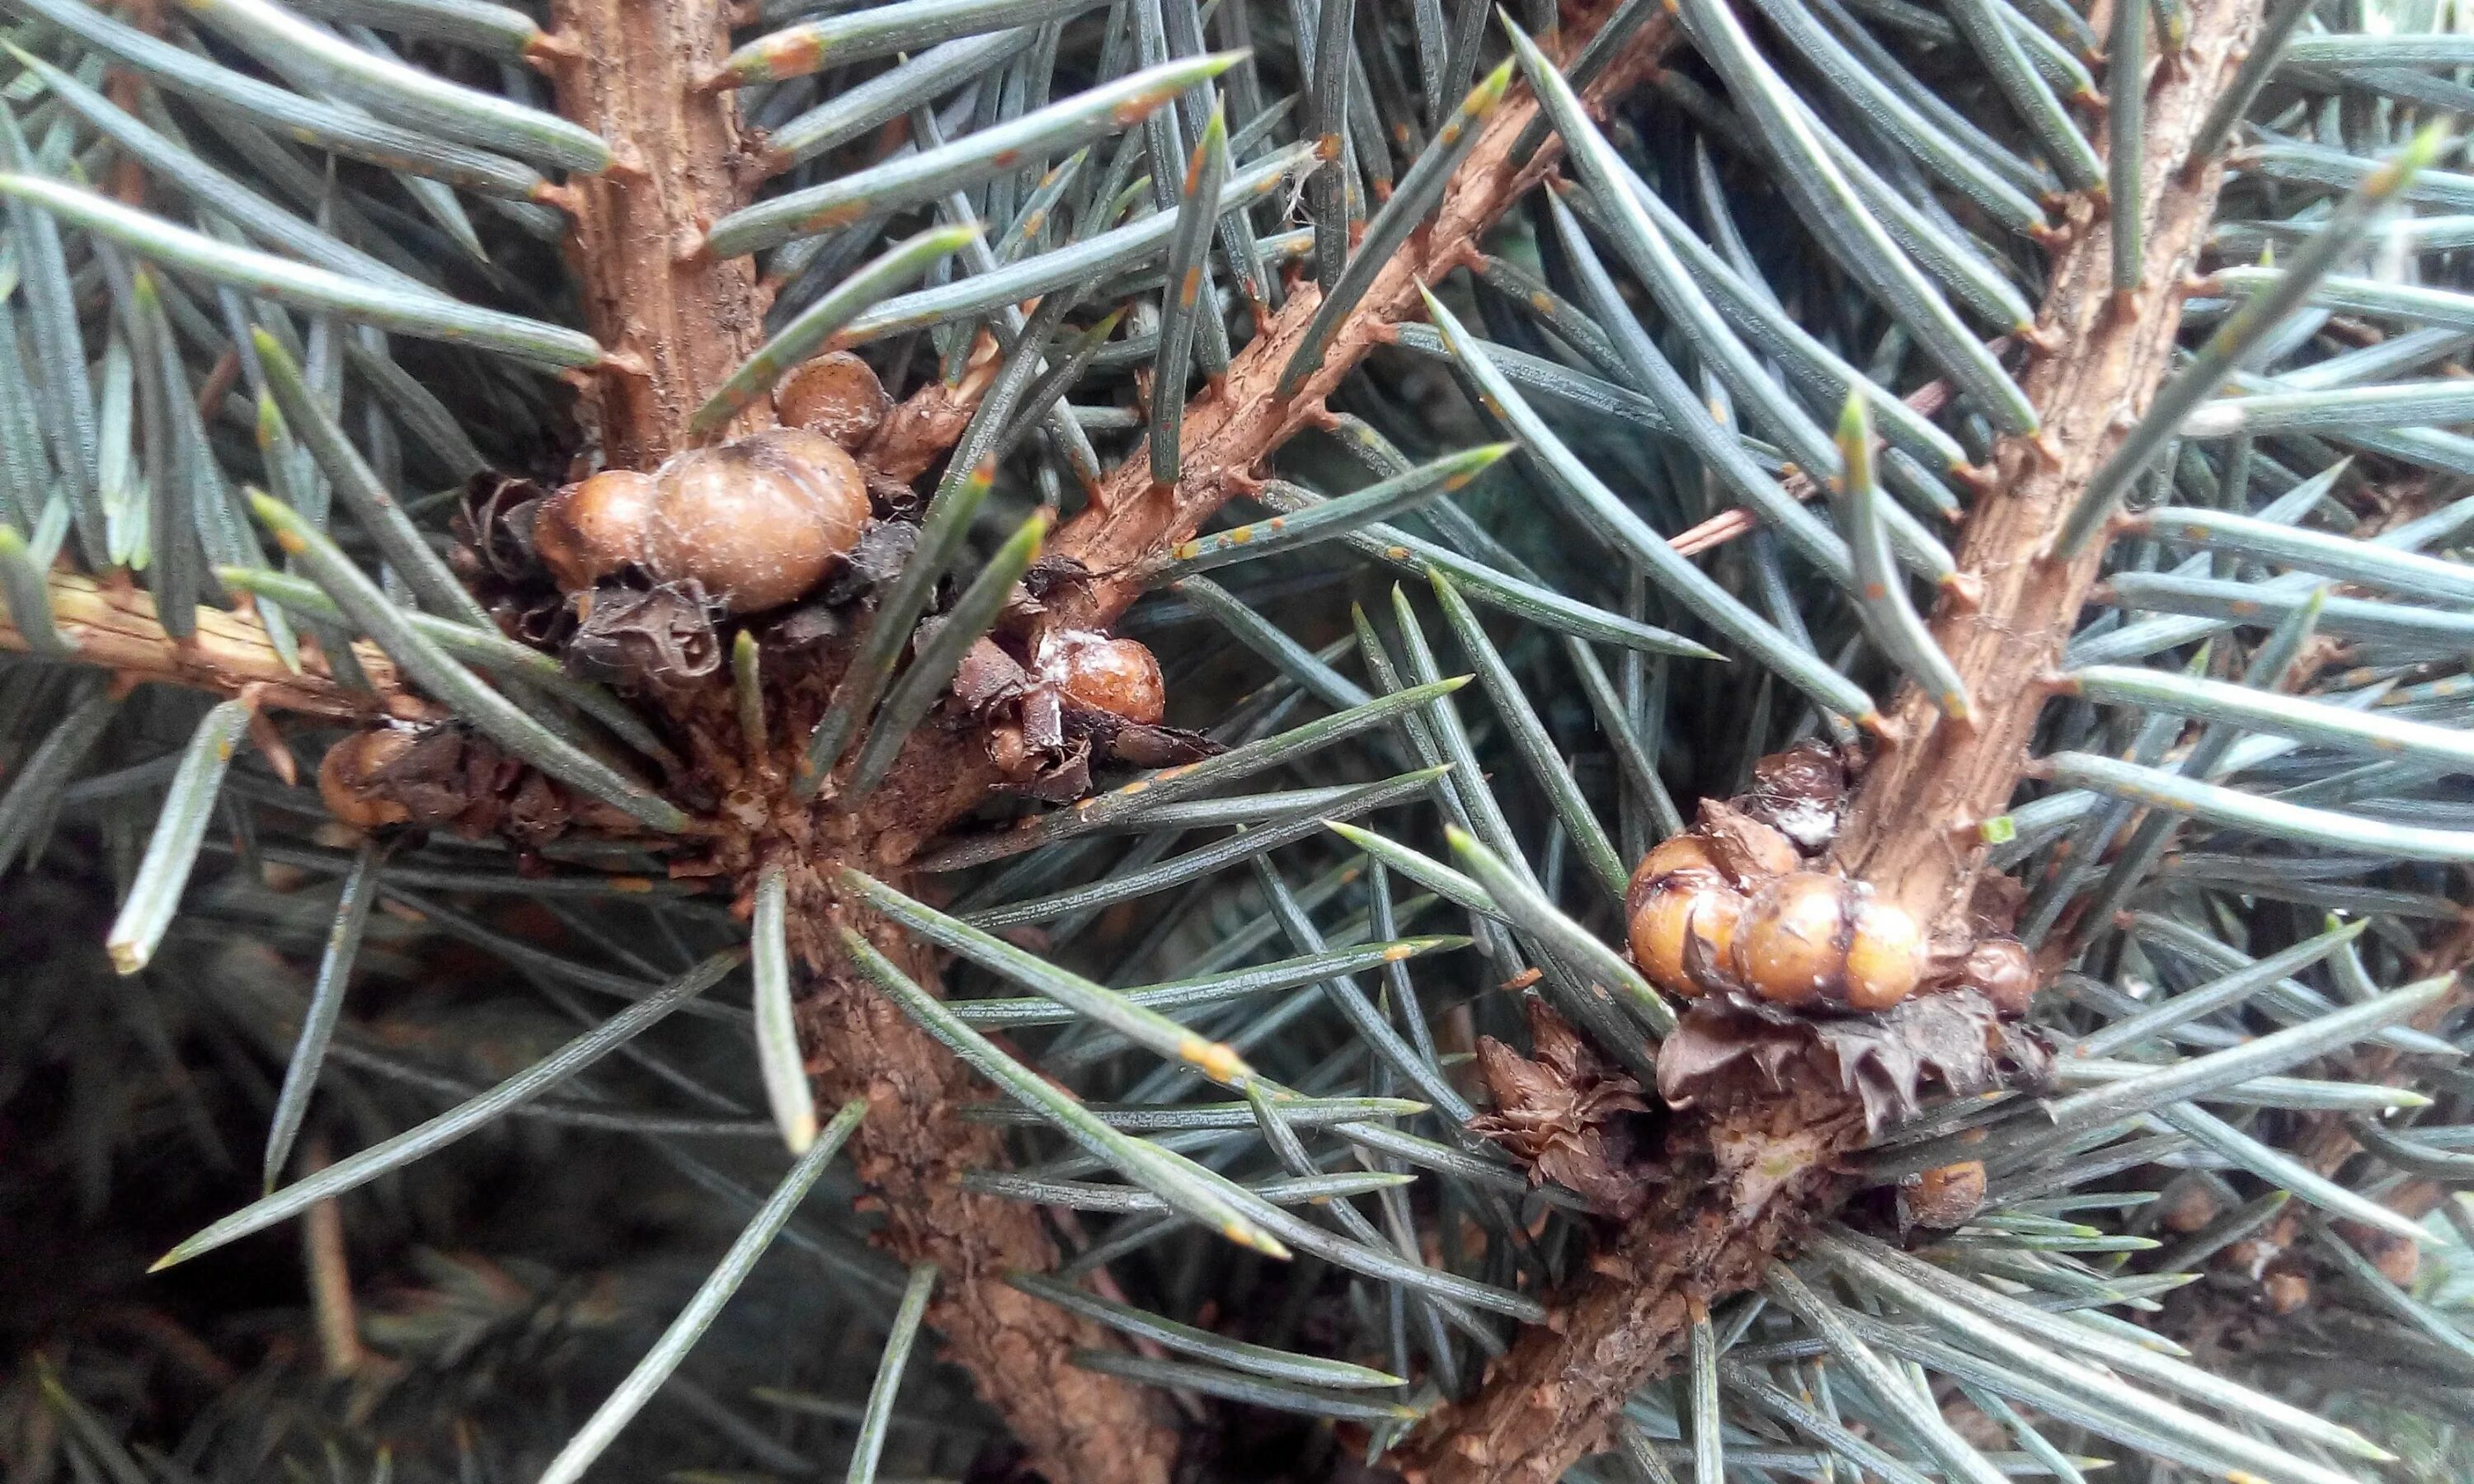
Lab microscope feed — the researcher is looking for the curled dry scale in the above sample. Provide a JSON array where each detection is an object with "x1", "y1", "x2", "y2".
[{"x1": 3, "y1": 0, "x2": 2473, "y2": 1482}]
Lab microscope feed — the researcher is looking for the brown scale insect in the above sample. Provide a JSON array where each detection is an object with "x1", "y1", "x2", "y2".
[
  {"x1": 1624, "y1": 835, "x2": 1745, "y2": 1000},
  {"x1": 533, "y1": 467, "x2": 656, "y2": 593},
  {"x1": 1729, "y1": 871, "x2": 1925, "y2": 1012},
  {"x1": 2263, "y1": 1270, "x2": 2312, "y2": 1315},
  {"x1": 318, "y1": 727, "x2": 416, "y2": 832},
  {"x1": 1625, "y1": 840, "x2": 1926, "y2": 1012},
  {"x1": 1036, "y1": 630, "x2": 1167, "y2": 726},
  {"x1": 1899, "y1": 1158, "x2": 1987, "y2": 1228},
  {"x1": 775, "y1": 350, "x2": 891, "y2": 451},
  {"x1": 1622, "y1": 769, "x2": 2041, "y2": 1017}
]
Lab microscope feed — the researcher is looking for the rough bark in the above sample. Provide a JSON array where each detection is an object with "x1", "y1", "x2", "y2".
[
  {"x1": 539, "y1": 0, "x2": 769, "y2": 467},
  {"x1": 1828, "y1": 77, "x2": 2251, "y2": 928},
  {"x1": 1395, "y1": 2, "x2": 2264, "y2": 1477},
  {"x1": 796, "y1": 899, "x2": 1183, "y2": 1484}
]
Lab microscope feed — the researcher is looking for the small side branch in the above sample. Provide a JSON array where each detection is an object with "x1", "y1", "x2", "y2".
[
  {"x1": 840, "y1": 17, "x2": 1676, "y2": 632},
  {"x1": 1046, "y1": 22, "x2": 1676, "y2": 631},
  {"x1": 0, "y1": 572, "x2": 429, "y2": 721}
]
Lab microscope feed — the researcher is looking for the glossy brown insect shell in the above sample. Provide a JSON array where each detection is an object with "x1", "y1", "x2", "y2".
[
  {"x1": 534, "y1": 468, "x2": 656, "y2": 592},
  {"x1": 1957, "y1": 936, "x2": 2036, "y2": 1017},
  {"x1": 1898, "y1": 1158, "x2": 1986, "y2": 1228},
  {"x1": 2263, "y1": 1270, "x2": 2312, "y2": 1315},
  {"x1": 319, "y1": 727, "x2": 416, "y2": 832},
  {"x1": 1731, "y1": 871, "x2": 1923, "y2": 1011},
  {"x1": 1627, "y1": 883, "x2": 1743, "y2": 999},
  {"x1": 641, "y1": 429, "x2": 869, "y2": 613},
  {"x1": 1843, "y1": 897, "x2": 1925, "y2": 1012},
  {"x1": 776, "y1": 350, "x2": 891, "y2": 451},
  {"x1": 2157, "y1": 1181, "x2": 2222, "y2": 1234},
  {"x1": 1039, "y1": 631, "x2": 1166, "y2": 726},
  {"x1": 1624, "y1": 835, "x2": 1740, "y2": 998}
]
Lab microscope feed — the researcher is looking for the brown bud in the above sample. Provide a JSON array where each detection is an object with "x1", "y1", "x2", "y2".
[
  {"x1": 1040, "y1": 631, "x2": 1166, "y2": 725},
  {"x1": 1957, "y1": 937, "x2": 2037, "y2": 1017},
  {"x1": 534, "y1": 469, "x2": 656, "y2": 591},
  {"x1": 1900, "y1": 1159, "x2": 1986, "y2": 1228},
  {"x1": 776, "y1": 350, "x2": 891, "y2": 450},
  {"x1": 1732, "y1": 871, "x2": 1922, "y2": 1011},
  {"x1": 642, "y1": 430, "x2": 868, "y2": 613},
  {"x1": 318, "y1": 727, "x2": 416, "y2": 832}
]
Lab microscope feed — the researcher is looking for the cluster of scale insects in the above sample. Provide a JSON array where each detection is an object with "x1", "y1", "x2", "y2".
[
  {"x1": 319, "y1": 350, "x2": 1169, "y2": 833},
  {"x1": 1625, "y1": 744, "x2": 2035, "y2": 1016}
]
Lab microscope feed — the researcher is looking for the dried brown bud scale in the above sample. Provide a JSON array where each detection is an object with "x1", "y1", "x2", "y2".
[
  {"x1": 1696, "y1": 798, "x2": 1801, "y2": 884},
  {"x1": 1743, "y1": 740, "x2": 1849, "y2": 851}
]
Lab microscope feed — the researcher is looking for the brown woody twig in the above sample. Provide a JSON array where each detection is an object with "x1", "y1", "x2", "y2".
[
  {"x1": 0, "y1": 572, "x2": 426, "y2": 721},
  {"x1": 540, "y1": 0, "x2": 768, "y2": 468}
]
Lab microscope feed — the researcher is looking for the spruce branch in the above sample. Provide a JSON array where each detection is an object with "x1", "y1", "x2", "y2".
[
  {"x1": 1395, "y1": 1, "x2": 2271, "y2": 1477},
  {"x1": 523, "y1": 0, "x2": 1189, "y2": 1470},
  {"x1": 1042, "y1": 20, "x2": 1677, "y2": 628},
  {"x1": 19, "y1": 2, "x2": 2466, "y2": 1479}
]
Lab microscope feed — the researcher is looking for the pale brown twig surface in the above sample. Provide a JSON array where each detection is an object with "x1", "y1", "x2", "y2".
[{"x1": 0, "y1": 573, "x2": 428, "y2": 721}]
